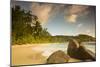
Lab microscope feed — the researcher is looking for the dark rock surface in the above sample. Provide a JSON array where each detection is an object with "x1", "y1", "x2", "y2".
[
  {"x1": 67, "y1": 39, "x2": 95, "y2": 61},
  {"x1": 47, "y1": 50, "x2": 69, "y2": 64}
]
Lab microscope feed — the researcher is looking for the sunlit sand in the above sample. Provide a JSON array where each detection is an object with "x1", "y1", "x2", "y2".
[
  {"x1": 12, "y1": 44, "x2": 47, "y2": 66},
  {"x1": 12, "y1": 44, "x2": 81, "y2": 66}
]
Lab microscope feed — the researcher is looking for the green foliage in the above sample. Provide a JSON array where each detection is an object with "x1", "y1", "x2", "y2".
[
  {"x1": 12, "y1": 5, "x2": 95, "y2": 45},
  {"x1": 12, "y1": 5, "x2": 51, "y2": 45},
  {"x1": 75, "y1": 34, "x2": 96, "y2": 42}
]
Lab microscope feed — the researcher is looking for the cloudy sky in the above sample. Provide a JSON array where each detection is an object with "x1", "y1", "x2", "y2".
[{"x1": 12, "y1": 1, "x2": 96, "y2": 37}]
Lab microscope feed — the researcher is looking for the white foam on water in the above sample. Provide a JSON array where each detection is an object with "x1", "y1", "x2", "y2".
[{"x1": 31, "y1": 42, "x2": 95, "y2": 57}]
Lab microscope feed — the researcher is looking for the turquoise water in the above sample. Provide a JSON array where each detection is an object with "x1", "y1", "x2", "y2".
[{"x1": 32, "y1": 42, "x2": 96, "y2": 57}]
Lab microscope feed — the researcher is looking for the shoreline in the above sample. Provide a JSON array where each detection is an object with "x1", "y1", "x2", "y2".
[
  {"x1": 11, "y1": 44, "x2": 80, "y2": 66},
  {"x1": 12, "y1": 43, "x2": 95, "y2": 66},
  {"x1": 12, "y1": 41, "x2": 96, "y2": 46},
  {"x1": 12, "y1": 43, "x2": 68, "y2": 47}
]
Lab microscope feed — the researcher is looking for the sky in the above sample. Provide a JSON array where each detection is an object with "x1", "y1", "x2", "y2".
[{"x1": 12, "y1": 1, "x2": 96, "y2": 37}]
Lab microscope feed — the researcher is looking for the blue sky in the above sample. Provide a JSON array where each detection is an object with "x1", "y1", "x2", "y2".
[{"x1": 12, "y1": 1, "x2": 96, "y2": 37}]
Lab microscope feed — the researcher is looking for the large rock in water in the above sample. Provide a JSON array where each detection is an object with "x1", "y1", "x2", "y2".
[
  {"x1": 47, "y1": 50, "x2": 69, "y2": 64},
  {"x1": 67, "y1": 39, "x2": 95, "y2": 61}
]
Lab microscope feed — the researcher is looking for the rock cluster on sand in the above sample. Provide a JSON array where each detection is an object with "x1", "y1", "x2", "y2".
[
  {"x1": 47, "y1": 50, "x2": 69, "y2": 64},
  {"x1": 67, "y1": 39, "x2": 95, "y2": 61},
  {"x1": 47, "y1": 39, "x2": 95, "y2": 64}
]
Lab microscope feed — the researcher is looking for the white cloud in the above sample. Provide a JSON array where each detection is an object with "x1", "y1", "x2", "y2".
[
  {"x1": 31, "y1": 3, "x2": 53, "y2": 25},
  {"x1": 65, "y1": 5, "x2": 89, "y2": 23},
  {"x1": 66, "y1": 14, "x2": 78, "y2": 23},
  {"x1": 77, "y1": 23, "x2": 83, "y2": 28}
]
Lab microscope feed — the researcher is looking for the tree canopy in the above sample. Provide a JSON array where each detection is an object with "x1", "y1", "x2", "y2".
[{"x1": 12, "y1": 5, "x2": 51, "y2": 44}]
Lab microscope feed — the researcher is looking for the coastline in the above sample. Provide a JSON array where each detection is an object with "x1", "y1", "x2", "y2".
[
  {"x1": 12, "y1": 42, "x2": 95, "y2": 66},
  {"x1": 12, "y1": 44, "x2": 81, "y2": 66}
]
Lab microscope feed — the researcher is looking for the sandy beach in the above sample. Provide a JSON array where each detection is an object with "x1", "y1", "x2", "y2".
[
  {"x1": 12, "y1": 44, "x2": 81, "y2": 66},
  {"x1": 12, "y1": 44, "x2": 47, "y2": 66}
]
